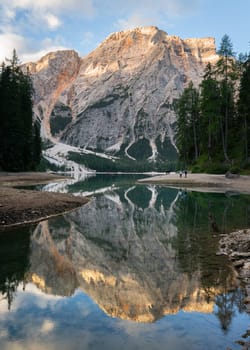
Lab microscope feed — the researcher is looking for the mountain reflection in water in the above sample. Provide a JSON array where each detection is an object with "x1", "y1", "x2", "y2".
[{"x1": 0, "y1": 177, "x2": 249, "y2": 350}]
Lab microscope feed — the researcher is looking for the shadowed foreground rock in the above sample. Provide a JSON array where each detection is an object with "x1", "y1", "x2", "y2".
[{"x1": 219, "y1": 229, "x2": 250, "y2": 349}]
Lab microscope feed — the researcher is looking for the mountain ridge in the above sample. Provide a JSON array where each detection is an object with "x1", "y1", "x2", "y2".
[{"x1": 25, "y1": 26, "x2": 219, "y2": 163}]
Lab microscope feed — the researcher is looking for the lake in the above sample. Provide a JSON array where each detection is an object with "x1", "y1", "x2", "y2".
[{"x1": 0, "y1": 174, "x2": 249, "y2": 350}]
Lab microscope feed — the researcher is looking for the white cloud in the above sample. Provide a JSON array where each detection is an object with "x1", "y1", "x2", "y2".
[
  {"x1": 0, "y1": 0, "x2": 201, "y2": 64},
  {"x1": 2, "y1": 5, "x2": 16, "y2": 20},
  {"x1": 0, "y1": 0, "x2": 96, "y2": 62},
  {"x1": 1, "y1": 0, "x2": 95, "y2": 17},
  {"x1": 44, "y1": 13, "x2": 62, "y2": 30},
  {"x1": 40, "y1": 319, "x2": 55, "y2": 333},
  {"x1": 109, "y1": 0, "x2": 200, "y2": 31},
  {"x1": 104, "y1": 0, "x2": 199, "y2": 17},
  {"x1": 0, "y1": 0, "x2": 95, "y2": 35},
  {"x1": 0, "y1": 32, "x2": 28, "y2": 62},
  {"x1": 12, "y1": 283, "x2": 63, "y2": 310},
  {"x1": 0, "y1": 32, "x2": 67, "y2": 63},
  {"x1": 21, "y1": 37, "x2": 68, "y2": 63},
  {"x1": 21, "y1": 46, "x2": 67, "y2": 63}
]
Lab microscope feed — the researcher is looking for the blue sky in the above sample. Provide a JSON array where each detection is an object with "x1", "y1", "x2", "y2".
[{"x1": 0, "y1": 0, "x2": 249, "y2": 63}]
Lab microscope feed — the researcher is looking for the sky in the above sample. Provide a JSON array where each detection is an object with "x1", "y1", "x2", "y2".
[{"x1": 0, "y1": 0, "x2": 249, "y2": 63}]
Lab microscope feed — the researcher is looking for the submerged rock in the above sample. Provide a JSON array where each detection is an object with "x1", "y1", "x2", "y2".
[
  {"x1": 219, "y1": 229, "x2": 250, "y2": 313},
  {"x1": 219, "y1": 229, "x2": 250, "y2": 349}
]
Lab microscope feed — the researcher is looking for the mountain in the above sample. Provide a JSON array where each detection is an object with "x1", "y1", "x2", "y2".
[{"x1": 26, "y1": 26, "x2": 219, "y2": 162}]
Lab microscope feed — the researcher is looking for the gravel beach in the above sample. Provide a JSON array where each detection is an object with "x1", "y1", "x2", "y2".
[{"x1": 0, "y1": 172, "x2": 89, "y2": 228}]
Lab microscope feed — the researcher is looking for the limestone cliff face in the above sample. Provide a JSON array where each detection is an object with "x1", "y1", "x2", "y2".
[
  {"x1": 25, "y1": 50, "x2": 81, "y2": 138},
  {"x1": 27, "y1": 26, "x2": 219, "y2": 160}
]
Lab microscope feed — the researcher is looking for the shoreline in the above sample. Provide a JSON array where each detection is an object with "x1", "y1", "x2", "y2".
[
  {"x1": 0, "y1": 172, "x2": 89, "y2": 229},
  {"x1": 0, "y1": 171, "x2": 70, "y2": 187},
  {"x1": 138, "y1": 173, "x2": 250, "y2": 195}
]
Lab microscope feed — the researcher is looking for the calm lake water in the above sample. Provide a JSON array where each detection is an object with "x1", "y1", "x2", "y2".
[{"x1": 0, "y1": 174, "x2": 250, "y2": 350}]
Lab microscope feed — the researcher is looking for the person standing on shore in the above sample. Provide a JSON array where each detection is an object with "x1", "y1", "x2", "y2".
[{"x1": 184, "y1": 170, "x2": 187, "y2": 178}]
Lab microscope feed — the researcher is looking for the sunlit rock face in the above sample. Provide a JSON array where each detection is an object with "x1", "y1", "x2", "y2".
[
  {"x1": 28, "y1": 186, "x2": 235, "y2": 322},
  {"x1": 25, "y1": 50, "x2": 81, "y2": 138},
  {"x1": 26, "y1": 26, "x2": 219, "y2": 161}
]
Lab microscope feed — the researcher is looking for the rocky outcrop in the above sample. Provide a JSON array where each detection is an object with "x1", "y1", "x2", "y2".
[
  {"x1": 26, "y1": 26, "x2": 219, "y2": 161},
  {"x1": 219, "y1": 229, "x2": 250, "y2": 312},
  {"x1": 218, "y1": 229, "x2": 250, "y2": 349},
  {"x1": 25, "y1": 50, "x2": 81, "y2": 138}
]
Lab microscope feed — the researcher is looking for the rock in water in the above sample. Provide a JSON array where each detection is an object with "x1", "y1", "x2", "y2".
[{"x1": 219, "y1": 229, "x2": 250, "y2": 313}]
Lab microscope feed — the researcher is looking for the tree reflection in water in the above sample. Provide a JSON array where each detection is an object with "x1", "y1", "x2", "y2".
[
  {"x1": 0, "y1": 227, "x2": 31, "y2": 310},
  {"x1": 173, "y1": 189, "x2": 249, "y2": 331}
]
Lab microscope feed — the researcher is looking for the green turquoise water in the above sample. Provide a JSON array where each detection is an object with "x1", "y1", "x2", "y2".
[{"x1": 0, "y1": 174, "x2": 249, "y2": 350}]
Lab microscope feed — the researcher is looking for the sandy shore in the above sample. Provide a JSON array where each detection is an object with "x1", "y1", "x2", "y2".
[
  {"x1": 0, "y1": 172, "x2": 89, "y2": 229},
  {"x1": 0, "y1": 172, "x2": 69, "y2": 187},
  {"x1": 138, "y1": 173, "x2": 250, "y2": 194}
]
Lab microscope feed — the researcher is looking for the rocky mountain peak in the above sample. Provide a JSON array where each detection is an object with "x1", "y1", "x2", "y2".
[
  {"x1": 26, "y1": 26, "x2": 219, "y2": 162},
  {"x1": 26, "y1": 50, "x2": 81, "y2": 137},
  {"x1": 103, "y1": 25, "x2": 162, "y2": 44},
  {"x1": 26, "y1": 50, "x2": 80, "y2": 74},
  {"x1": 183, "y1": 37, "x2": 218, "y2": 63}
]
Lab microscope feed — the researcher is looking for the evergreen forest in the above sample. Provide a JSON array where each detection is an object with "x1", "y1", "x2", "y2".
[
  {"x1": 175, "y1": 35, "x2": 250, "y2": 174},
  {"x1": 0, "y1": 50, "x2": 41, "y2": 172}
]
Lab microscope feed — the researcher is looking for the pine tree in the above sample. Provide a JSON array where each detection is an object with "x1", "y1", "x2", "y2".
[
  {"x1": 0, "y1": 62, "x2": 22, "y2": 170},
  {"x1": 200, "y1": 63, "x2": 221, "y2": 160},
  {"x1": 20, "y1": 68, "x2": 34, "y2": 169},
  {"x1": 33, "y1": 121, "x2": 42, "y2": 167},
  {"x1": 0, "y1": 64, "x2": 10, "y2": 168},
  {"x1": 175, "y1": 82, "x2": 200, "y2": 165},
  {"x1": 216, "y1": 35, "x2": 238, "y2": 162},
  {"x1": 217, "y1": 34, "x2": 235, "y2": 58},
  {"x1": 0, "y1": 50, "x2": 41, "y2": 171},
  {"x1": 174, "y1": 36, "x2": 249, "y2": 172},
  {"x1": 238, "y1": 56, "x2": 250, "y2": 164}
]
